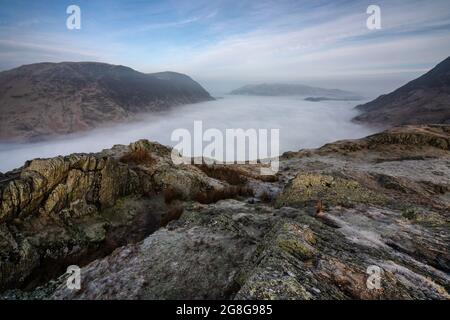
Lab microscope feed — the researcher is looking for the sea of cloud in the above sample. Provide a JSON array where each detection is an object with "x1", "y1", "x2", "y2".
[{"x1": 0, "y1": 95, "x2": 377, "y2": 172}]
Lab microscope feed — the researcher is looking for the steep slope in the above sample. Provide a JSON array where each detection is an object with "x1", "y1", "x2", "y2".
[
  {"x1": 354, "y1": 57, "x2": 450, "y2": 126},
  {"x1": 230, "y1": 83, "x2": 361, "y2": 100},
  {"x1": 0, "y1": 62, "x2": 213, "y2": 142}
]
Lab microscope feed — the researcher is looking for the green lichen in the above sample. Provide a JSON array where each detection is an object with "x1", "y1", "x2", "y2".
[
  {"x1": 276, "y1": 173, "x2": 388, "y2": 208},
  {"x1": 277, "y1": 239, "x2": 315, "y2": 261},
  {"x1": 402, "y1": 208, "x2": 419, "y2": 220}
]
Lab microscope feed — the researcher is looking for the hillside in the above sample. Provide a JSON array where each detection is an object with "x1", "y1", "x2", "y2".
[
  {"x1": 354, "y1": 57, "x2": 450, "y2": 126},
  {"x1": 0, "y1": 62, "x2": 213, "y2": 142}
]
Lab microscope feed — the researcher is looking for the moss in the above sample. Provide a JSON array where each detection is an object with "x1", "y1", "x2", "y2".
[
  {"x1": 273, "y1": 222, "x2": 316, "y2": 261},
  {"x1": 415, "y1": 211, "x2": 450, "y2": 228},
  {"x1": 402, "y1": 208, "x2": 419, "y2": 220},
  {"x1": 236, "y1": 221, "x2": 318, "y2": 297},
  {"x1": 277, "y1": 239, "x2": 315, "y2": 261}
]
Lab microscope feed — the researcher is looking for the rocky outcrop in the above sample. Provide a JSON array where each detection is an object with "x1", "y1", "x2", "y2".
[
  {"x1": 0, "y1": 62, "x2": 214, "y2": 142},
  {"x1": 0, "y1": 139, "x2": 228, "y2": 290},
  {"x1": 353, "y1": 56, "x2": 450, "y2": 126},
  {"x1": 1, "y1": 125, "x2": 449, "y2": 300}
]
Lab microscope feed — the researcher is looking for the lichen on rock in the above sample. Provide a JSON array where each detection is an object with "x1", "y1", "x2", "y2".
[{"x1": 275, "y1": 172, "x2": 388, "y2": 209}]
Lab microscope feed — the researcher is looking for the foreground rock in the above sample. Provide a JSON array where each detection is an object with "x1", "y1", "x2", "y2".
[
  {"x1": 0, "y1": 140, "x2": 228, "y2": 290},
  {"x1": 1, "y1": 125, "x2": 449, "y2": 299}
]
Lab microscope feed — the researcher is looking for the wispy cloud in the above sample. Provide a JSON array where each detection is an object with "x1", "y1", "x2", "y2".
[
  {"x1": 123, "y1": 10, "x2": 218, "y2": 33},
  {"x1": 0, "y1": 0, "x2": 449, "y2": 95},
  {"x1": 152, "y1": 0, "x2": 450, "y2": 93},
  {"x1": 127, "y1": 16, "x2": 200, "y2": 32},
  {"x1": 0, "y1": 39, "x2": 99, "y2": 58}
]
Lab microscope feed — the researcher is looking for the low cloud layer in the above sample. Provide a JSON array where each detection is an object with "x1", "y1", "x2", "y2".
[{"x1": 0, "y1": 96, "x2": 376, "y2": 172}]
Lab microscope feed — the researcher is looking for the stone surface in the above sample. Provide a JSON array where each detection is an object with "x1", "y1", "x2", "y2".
[{"x1": 0, "y1": 139, "x2": 226, "y2": 290}]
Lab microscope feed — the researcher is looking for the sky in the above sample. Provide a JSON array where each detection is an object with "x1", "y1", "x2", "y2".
[{"x1": 0, "y1": 0, "x2": 450, "y2": 95}]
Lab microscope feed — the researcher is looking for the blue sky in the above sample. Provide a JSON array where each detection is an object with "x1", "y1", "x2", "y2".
[{"x1": 1, "y1": 0, "x2": 450, "y2": 94}]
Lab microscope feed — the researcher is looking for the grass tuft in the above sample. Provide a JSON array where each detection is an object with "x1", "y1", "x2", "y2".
[
  {"x1": 160, "y1": 205, "x2": 184, "y2": 227},
  {"x1": 194, "y1": 186, "x2": 254, "y2": 204},
  {"x1": 119, "y1": 149, "x2": 155, "y2": 166}
]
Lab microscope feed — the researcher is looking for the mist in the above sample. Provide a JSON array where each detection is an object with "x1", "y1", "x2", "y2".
[{"x1": 0, "y1": 96, "x2": 377, "y2": 173}]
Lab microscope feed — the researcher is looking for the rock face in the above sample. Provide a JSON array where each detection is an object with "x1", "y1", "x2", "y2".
[
  {"x1": 230, "y1": 83, "x2": 361, "y2": 100},
  {"x1": 1, "y1": 125, "x2": 449, "y2": 300},
  {"x1": 0, "y1": 62, "x2": 213, "y2": 142},
  {"x1": 354, "y1": 56, "x2": 450, "y2": 126},
  {"x1": 0, "y1": 139, "x2": 226, "y2": 291}
]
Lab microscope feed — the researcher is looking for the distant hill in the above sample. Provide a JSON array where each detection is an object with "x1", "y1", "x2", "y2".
[
  {"x1": 229, "y1": 83, "x2": 362, "y2": 100},
  {"x1": 0, "y1": 62, "x2": 213, "y2": 142},
  {"x1": 304, "y1": 97, "x2": 362, "y2": 102},
  {"x1": 354, "y1": 57, "x2": 450, "y2": 126}
]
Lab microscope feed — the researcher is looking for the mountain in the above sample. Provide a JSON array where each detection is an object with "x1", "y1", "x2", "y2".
[
  {"x1": 0, "y1": 62, "x2": 213, "y2": 142},
  {"x1": 229, "y1": 83, "x2": 362, "y2": 100},
  {"x1": 1, "y1": 125, "x2": 449, "y2": 299},
  {"x1": 354, "y1": 57, "x2": 450, "y2": 126}
]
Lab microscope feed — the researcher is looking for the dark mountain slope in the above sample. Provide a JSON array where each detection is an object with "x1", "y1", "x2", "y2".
[
  {"x1": 354, "y1": 57, "x2": 450, "y2": 126},
  {"x1": 0, "y1": 62, "x2": 213, "y2": 142}
]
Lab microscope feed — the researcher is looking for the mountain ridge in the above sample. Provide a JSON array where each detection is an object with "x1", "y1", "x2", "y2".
[
  {"x1": 353, "y1": 56, "x2": 450, "y2": 126},
  {"x1": 0, "y1": 62, "x2": 214, "y2": 142}
]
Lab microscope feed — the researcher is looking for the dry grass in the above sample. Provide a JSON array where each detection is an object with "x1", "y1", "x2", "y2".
[
  {"x1": 259, "y1": 174, "x2": 279, "y2": 182},
  {"x1": 194, "y1": 186, "x2": 254, "y2": 204},
  {"x1": 315, "y1": 200, "x2": 325, "y2": 216},
  {"x1": 119, "y1": 149, "x2": 155, "y2": 166},
  {"x1": 259, "y1": 191, "x2": 273, "y2": 203},
  {"x1": 163, "y1": 187, "x2": 184, "y2": 204},
  {"x1": 160, "y1": 205, "x2": 184, "y2": 227},
  {"x1": 196, "y1": 164, "x2": 247, "y2": 185}
]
